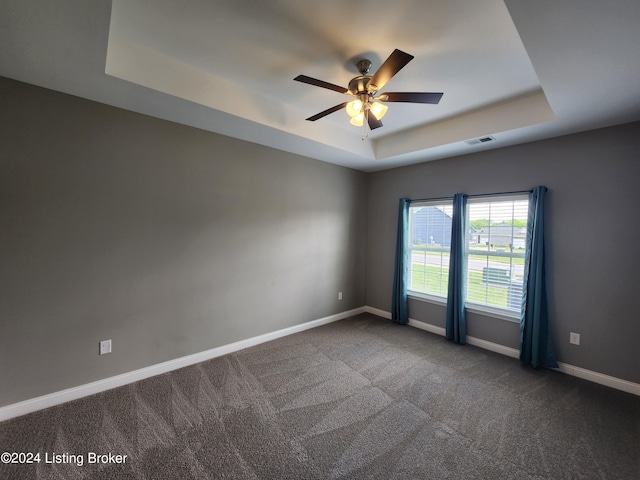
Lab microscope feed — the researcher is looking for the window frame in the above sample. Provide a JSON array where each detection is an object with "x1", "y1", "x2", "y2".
[
  {"x1": 464, "y1": 194, "x2": 529, "y2": 320},
  {"x1": 406, "y1": 200, "x2": 454, "y2": 302},
  {"x1": 406, "y1": 194, "x2": 529, "y2": 322}
]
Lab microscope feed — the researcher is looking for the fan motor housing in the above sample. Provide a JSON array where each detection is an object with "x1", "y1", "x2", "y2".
[{"x1": 348, "y1": 75, "x2": 374, "y2": 95}]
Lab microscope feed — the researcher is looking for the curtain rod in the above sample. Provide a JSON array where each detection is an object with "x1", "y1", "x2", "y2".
[{"x1": 410, "y1": 188, "x2": 539, "y2": 204}]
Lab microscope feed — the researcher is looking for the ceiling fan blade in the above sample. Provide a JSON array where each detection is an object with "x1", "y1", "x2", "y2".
[
  {"x1": 379, "y1": 92, "x2": 444, "y2": 104},
  {"x1": 367, "y1": 111, "x2": 383, "y2": 130},
  {"x1": 306, "y1": 102, "x2": 349, "y2": 121},
  {"x1": 294, "y1": 75, "x2": 348, "y2": 94},
  {"x1": 368, "y1": 49, "x2": 414, "y2": 92}
]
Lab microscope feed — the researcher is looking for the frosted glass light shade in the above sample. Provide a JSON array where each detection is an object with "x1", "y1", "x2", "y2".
[
  {"x1": 346, "y1": 99, "x2": 363, "y2": 117},
  {"x1": 370, "y1": 102, "x2": 388, "y2": 120},
  {"x1": 350, "y1": 112, "x2": 364, "y2": 126}
]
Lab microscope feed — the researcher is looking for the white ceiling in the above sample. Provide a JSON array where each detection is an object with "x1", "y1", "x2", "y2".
[{"x1": 1, "y1": 0, "x2": 639, "y2": 172}]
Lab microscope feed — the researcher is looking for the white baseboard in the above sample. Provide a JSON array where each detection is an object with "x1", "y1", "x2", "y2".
[
  {"x1": 554, "y1": 362, "x2": 640, "y2": 396},
  {"x1": 0, "y1": 307, "x2": 365, "y2": 422},
  {"x1": 365, "y1": 306, "x2": 640, "y2": 396},
  {"x1": 407, "y1": 317, "x2": 520, "y2": 359},
  {"x1": 364, "y1": 305, "x2": 391, "y2": 320}
]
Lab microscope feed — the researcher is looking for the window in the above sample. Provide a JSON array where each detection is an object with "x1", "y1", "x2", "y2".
[
  {"x1": 466, "y1": 196, "x2": 529, "y2": 316},
  {"x1": 407, "y1": 195, "x2": 529, "y2": 319},
  {"x1": 407, "y1": 201, "x2": 453, "y2": 299}
]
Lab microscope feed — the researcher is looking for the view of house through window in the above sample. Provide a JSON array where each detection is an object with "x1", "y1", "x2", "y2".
[
  {"x1": 408, "y1": 202, "x2": 453, "y2": 298},
  {"x1": 408, "y1": 195, "x2": 529, "y2": 318}
]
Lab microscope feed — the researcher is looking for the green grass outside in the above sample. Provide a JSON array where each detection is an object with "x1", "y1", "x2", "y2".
[
  {"x1": 410, "y1": 264, "x2": 509, "y2": 307},
  {"x1": 410, "y1": 263, "x2": 449, "y2": 297},
  {"x1": 467, "y1": 270, "x2": 508, "y2": 306}
]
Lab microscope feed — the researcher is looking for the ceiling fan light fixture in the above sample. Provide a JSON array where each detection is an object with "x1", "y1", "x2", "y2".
[
  {"x1": 370, "y1": 102, "x2": 388, "y2": 120},
  {"x1": 294, "y1": 49, "x2": 443, "y2": 135},
  {"x1": 345, "y1": 99, "x2": 363, "y2": 117},
  {"x1": 350, "y1": 112, "x2": 364, "y2": 127}
]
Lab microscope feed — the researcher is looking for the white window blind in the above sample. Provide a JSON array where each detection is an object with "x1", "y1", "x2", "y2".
[{"x1": 465, "y1": 196, "x2": 529, "y2": 316}]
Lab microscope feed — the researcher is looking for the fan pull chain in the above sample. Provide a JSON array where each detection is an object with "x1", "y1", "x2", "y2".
[{"x1": 362, "y1": 110, "x2": 369, "y2": 140}]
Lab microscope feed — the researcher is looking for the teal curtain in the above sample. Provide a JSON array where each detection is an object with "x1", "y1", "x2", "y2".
[
  {"x1": 520, "y1": 186, "x2": 558, "y2": 368},
  {"x1": 391, "y1": 198, "x2": 410, "y2": 324},
  {"x1": 446, "y1": 193, "x2": 467, "y2": 344}
]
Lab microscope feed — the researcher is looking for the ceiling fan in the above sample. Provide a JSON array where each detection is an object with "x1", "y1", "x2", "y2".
[{"x1": 294, "y1": 49, "x2": 443, "y2": 134}]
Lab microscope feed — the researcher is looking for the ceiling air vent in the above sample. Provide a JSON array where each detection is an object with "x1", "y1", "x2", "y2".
[{"x1": 465, "y1": 135, "x2": 496, "y2": 145}]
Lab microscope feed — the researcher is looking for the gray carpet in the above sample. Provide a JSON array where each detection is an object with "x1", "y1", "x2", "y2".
[{"x1": 1, "y1": 313, "x2": 639, "y2": 479}]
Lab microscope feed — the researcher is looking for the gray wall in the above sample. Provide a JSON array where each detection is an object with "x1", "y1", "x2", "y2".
[
  {"x1": 367, "y1": 121, "x2": 640, "y2": 384},
  {"x1": 0, "y1": 77, "x2": 367, "y2": 407}
]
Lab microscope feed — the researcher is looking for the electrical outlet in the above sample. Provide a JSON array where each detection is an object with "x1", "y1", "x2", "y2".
[
  {"x1": 99, "y1": 339, "x2": 112, "y2": 355},
  {"x1": 338, "y1": 291, "x2": 343, "y2": 300},
  {"x1": 569, "y1": 332, "x2": 580, "y2": 345}
]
